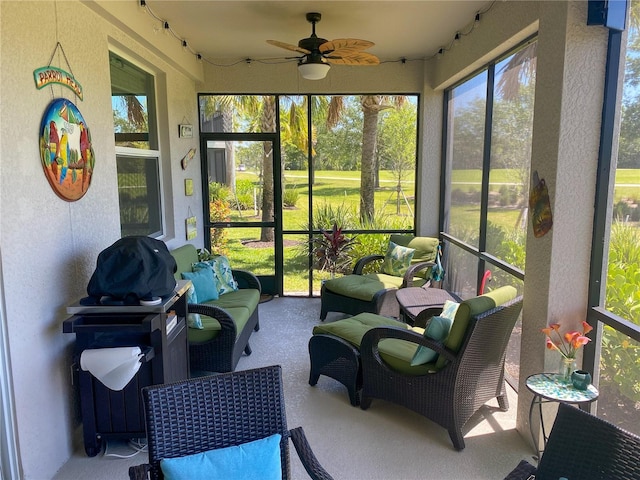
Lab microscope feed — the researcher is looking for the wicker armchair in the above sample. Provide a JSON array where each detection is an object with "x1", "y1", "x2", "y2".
[
  {"x1": 359, "y1": 293, "x2": 523, "y2": 450},
  {"x1": 504, "y1": 402, "x2": 640, "y2": 479},
  {"x1": 129, "y1": 366, "x2": 333, "y2": 480},
  {"x1": 320, "y1": 235, "x2": 440, "y2": 320}
]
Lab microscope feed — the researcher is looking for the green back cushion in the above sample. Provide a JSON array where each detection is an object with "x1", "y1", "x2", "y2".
[
  {"x1": 389, "y1": 235, "x2": 439, "y2": 278},
  {"x1": 435, "y1": 285, "x2": 518, "y2": 369},
  {"x1": 171, "y1": 244, "x2": 199, "y2": 281}
]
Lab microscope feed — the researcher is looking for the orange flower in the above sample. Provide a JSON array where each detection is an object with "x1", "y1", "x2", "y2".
[{"x1": 541, "y1": 321, "x2": 592, "y2": 359}]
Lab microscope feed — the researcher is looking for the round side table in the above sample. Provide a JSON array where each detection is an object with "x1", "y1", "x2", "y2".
[{"x1": 525, "y1": 373, "x2": 599, "y2": 462}]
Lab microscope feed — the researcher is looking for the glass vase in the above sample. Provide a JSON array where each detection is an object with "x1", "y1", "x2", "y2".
[{"x1": 558, "y1": 356, "x2": 576, "y2": 383}]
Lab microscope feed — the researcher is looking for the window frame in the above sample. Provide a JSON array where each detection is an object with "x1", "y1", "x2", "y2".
[{"x1": 110, "y1": 50, "x2": 165, "y2": 239}]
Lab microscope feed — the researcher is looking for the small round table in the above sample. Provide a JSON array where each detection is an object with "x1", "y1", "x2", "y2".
[{"x1": 526, "y1": 373, "x2": 599, "y2": 462}]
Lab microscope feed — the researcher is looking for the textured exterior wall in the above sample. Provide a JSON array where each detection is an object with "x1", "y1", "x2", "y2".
[{"x1": 0, "y1": 1, "x2": 200, "y2": 477}]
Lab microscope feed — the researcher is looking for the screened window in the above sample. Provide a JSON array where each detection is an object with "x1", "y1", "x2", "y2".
[
  {"x1": 593, "y1": 9, "x2": 640, "y2": 435},
  {"x1": 110, "y1": 52, "x2": 163, "y2": 237},
  {"x1": 443, "y1": 40, "x2": 537, "y2": 385}
]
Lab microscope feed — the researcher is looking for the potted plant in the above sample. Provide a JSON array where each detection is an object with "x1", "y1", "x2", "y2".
[{"x1": 311, "y1": 223, "x2": 355, "y2": 279}]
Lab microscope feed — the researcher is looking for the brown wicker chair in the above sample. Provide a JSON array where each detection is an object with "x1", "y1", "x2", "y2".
[
  {"x1": 359, "y1": 292, "x2": 523, "y2": 450},
  {"x1": 128, "y1": 366, "x2": 333, "y2": 480},
  {"x1": 504, "y1": 402, "x2": 640, "y2": 479}
]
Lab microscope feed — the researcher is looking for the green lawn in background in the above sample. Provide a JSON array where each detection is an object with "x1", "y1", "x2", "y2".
[{"x1": 217, "y1": 168, "x2": 638, "y2": 293}]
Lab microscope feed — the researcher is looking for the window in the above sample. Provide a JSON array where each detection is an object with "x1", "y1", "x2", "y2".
[
  {"x1": 442, "y1": 40, "x2": 537, "y2": 385},
  {"x1": 110, "y1": 52, "x2": 163, "y2": 237},
  {"x1": 589, "y1": 13, "x2": 640, "y2": 435}
]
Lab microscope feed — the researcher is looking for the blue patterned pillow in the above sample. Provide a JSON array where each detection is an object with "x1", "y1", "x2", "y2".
[
  {"x1": 184, "y1": 284, "x2": 203, "y2": 329},
  {"x1": 160, "y1": 433, "x2": 281, "y2": 480},
  {"x1": 381, "y1": 241, "x2": 415, "y2": 276},
  {"x1": 193, "y1": 256, "x2": 238, "y2": 295}
]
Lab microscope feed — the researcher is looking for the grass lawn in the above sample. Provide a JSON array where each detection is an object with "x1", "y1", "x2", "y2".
[{"x1": 214, "y1": 168, "x2": 638, "y2": 293}]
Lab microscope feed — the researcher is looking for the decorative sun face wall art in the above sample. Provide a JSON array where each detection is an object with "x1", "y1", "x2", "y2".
[{"x1": 39, "y1": 98, "x2": 95, "y2": 201}]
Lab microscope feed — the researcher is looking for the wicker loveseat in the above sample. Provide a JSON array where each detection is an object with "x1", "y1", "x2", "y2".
[{"x1": 171, "y1": 244, "x2": 261, "y2": 373}]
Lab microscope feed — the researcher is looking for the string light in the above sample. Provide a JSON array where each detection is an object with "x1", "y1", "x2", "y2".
[
  {"x1": 137, "y1": 0, "x2": 497, "y2": 67},
  {"x1": 424, "y1": 1, "x2": 496, "y2": 60}
]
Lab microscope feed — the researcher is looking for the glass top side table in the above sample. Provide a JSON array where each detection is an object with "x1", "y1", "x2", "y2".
[{"x1": 526, "y1": 373, "x2": 599, "y2": 462}]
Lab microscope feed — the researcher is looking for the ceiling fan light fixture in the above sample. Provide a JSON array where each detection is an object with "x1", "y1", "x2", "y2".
[{"x1": 298, "y1": 59, "x2": 330, "y2": 80}]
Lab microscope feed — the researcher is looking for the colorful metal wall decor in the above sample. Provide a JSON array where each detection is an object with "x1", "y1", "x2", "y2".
[{"x1": 39, "y1": 98, "x2": 95, "y2": 201}]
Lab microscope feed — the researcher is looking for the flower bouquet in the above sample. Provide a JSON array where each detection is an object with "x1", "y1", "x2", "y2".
[{"x1": 542, "y1": 321, "x2": 593, "y2": 382}]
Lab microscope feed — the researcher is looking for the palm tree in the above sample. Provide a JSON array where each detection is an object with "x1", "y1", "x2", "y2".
[{"x1": 326, "y1": 95, "x2": 407, "y2": 222}]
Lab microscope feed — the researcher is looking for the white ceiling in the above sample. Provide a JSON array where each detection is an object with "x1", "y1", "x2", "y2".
[{"x1": 142, "y1": 1, "x2": 493, "y2": 63}]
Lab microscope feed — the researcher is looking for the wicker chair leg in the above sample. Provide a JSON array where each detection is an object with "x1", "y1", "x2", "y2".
[
  {"x1": 360, "y1": 396, "x2": 372, "y2": 410},
  {"x1": 448, "y1": 429, "x2": 465, "y2": 451},
  {"x1": 244, "y1": 342, "x2": 252, "y2": 355},
  {"x1": 498, "y1": 393, "x2": 509, "y2": 411}
]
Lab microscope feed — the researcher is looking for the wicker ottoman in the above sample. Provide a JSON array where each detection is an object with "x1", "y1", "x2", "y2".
[{"x1": 308, "y1": 313, "x2": 414, "y2": 406}]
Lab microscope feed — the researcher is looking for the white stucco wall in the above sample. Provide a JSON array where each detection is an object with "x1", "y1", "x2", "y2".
[{"x1": 0, "y1": 1, "x2": 200, "y2": 477}]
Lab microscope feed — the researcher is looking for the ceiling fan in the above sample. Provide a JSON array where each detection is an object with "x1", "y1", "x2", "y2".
[{"x1": 267, "y1": 12, "x2": 379, "y2": 80}]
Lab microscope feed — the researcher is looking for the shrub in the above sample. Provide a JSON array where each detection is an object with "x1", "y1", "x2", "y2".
[
  {"x1": 209, "y1": 182, "x2": 231, "y2": 203},
  {"x1": 601, "y1": 222, "x2": 640, "y2": 405},
  {"x1": 283, "y1": 184, "x2": 299, "y2": 208},
  {"x1": 311, "y1": 201, "x2": 358, "y2": 230}
]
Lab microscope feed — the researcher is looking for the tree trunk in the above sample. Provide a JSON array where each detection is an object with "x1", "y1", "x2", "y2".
[
  {"x1": 260, "y1": 97, "x2": 276, "y2": 242},
  {"x1": 360, "y1": 96, "x2": 380, "y2": 222}
]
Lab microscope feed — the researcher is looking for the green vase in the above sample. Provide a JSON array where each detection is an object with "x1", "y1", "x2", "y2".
[{"x1": 558, "y1": 356, "x2": 576, "y2": 383}]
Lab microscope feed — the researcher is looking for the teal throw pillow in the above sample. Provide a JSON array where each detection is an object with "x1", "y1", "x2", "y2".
[
  {"x1": 181, "y1": 268, "x2": 219, "y2": 303},
  {"x1": 193, "y1": 256, "x2": 238, "y2": 295},
  {"x1": 381, "y1": 241, "x2": 415, "y2": 276},
  {"x1": 184, "y1": 284, "x2": 203, "y2": 329},
  {"x1": 410, "y1": 315, "x2": 454, "y2": 366},
  {"x1": 160, "y1": 433, "x2": 282, "y2": 480},
  {"x1": 410, "y1": 300, "x2": 459, "y2": 366}
]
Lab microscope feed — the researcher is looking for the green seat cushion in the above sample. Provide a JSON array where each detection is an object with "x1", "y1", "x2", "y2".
[
  {"x1": 324, "y1": 273, "x2": 425, "y2": 302},
  {"x1": 389, "y1": 235, "x2": 439, "y2": 278},
  {"x1": 313, "y1": 313, "x2": 407, "y2": 347},
  {"x1": 186, "y1": 289, "x2": 260, "y2": 343},
  {"x1": 435, "y1": 285, "x2": 518, "y2": 369},
  {"x1": 212, "y1": 289, "x2": 260, "y2": 312},
  {"x1": 378, "y1": 338, "x2": 438, "y2": 376},
  {"x1": 313, "y1": 313, "x2": 435, "y2": 376}
]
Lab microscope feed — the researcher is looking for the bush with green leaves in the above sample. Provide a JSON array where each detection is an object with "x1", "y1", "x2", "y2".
[
  {"x1": 601, "y1": 222, "x2": 640, "y2": 403},
  {"x1": 283, "y1": 184, "x2": 299, "y2": 208},
  {"x1": 209, "y1": 182, "x2": 231, "y2": 203}
]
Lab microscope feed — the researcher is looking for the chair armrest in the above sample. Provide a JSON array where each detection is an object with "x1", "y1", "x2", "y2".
[
  {"x1": 289, "y1": 427, "x2": 334, "y2": 480},
  {"x1": 353, "y1": 255, "x2": 384, "y2": 274},
  {"x1": 187, "y1": 303, "x2": 237, "y2": 338},
  {"x1": 232, "y1": 269, "x2": 262, "y2": 293},
  {"x1": 502, "y1": 459, "x2": 537, "y2": 480},
  {"x1": 128, "y1": 464, "x2": 151, "y2": 480},
  {"x1": 402, "y1": 261, "x2": 435, "y2": 287},
  {"x1": 361, "y1": 325, "x2": 457, "y2": 364}
]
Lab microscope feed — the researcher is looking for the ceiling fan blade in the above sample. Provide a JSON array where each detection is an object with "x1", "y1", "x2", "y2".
[
  {"x1": 326, "y1": 51, "x2": 380, "y2": 66},
  {"x1": 266, "y1": 40, "x2": 310, "y2": 55},
  {"x1": 319, "y1": 38, "x2": 375, "y2": 54}
]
